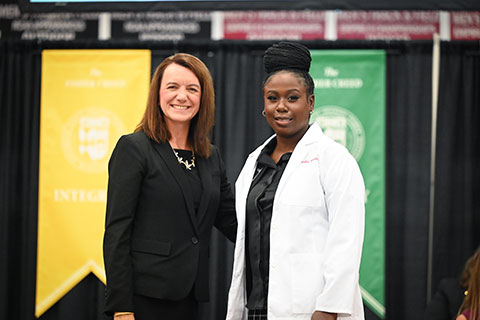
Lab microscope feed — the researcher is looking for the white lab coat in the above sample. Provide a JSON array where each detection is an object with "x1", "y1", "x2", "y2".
[{"x1": 226, "y1": 123, "x2": 365, "y2": 320}]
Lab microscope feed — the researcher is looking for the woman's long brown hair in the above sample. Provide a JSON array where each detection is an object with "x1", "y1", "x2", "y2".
[
  {"x1": 458, "y1": 246, "x2": 480, "y2": 320},
  {"x1": 135, "y1": 53, "x2": 215, "y2": 158}
]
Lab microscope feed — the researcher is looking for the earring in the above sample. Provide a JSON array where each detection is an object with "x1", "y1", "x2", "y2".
[
  {"x1": 262, "y1": 110, "x2": 266, "y2": 117},
  {"x1": 309, "y1": 110, "x2": 313, "y2": 115}
]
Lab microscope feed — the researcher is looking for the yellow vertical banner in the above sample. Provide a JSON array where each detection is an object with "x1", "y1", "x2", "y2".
[{"x1": 37, "y1": 50, "x2": 151, "y2": 317}]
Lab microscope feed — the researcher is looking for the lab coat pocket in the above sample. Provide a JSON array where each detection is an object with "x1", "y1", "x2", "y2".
[
  {"x1": 283, "y1": 203, "x2": 328, "y2": 254},
  {"x1": 287, "y1": 205, "x2": 316, "y2": 253},
  {"x1": 291, "y1": 253, "x2": 324, "y2": 314}
]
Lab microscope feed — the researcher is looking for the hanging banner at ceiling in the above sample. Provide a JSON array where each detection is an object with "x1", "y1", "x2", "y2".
[
  {"x1": 310, "y1": 50, "x2": 386, "y2": 318},
  {"x1": 450, "y1": 11, "x2": 480, "y2": 40},
  {"x1": 336, "y1": 11, "x2": 439, "y2": 40},
  {"x1": 221, "y1": 10, "x2": 325, "y2": 40},
  {"x1": 110, "y1": 11, "x2": 212, "y2": 41},
  {"x1": 36, "y1": 49, "x2": 150, "y2": 317}
]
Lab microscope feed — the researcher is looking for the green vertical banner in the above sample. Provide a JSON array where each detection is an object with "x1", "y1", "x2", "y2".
[{"x1": 310, "y1": 50, "x2": 386, "y2": 318}]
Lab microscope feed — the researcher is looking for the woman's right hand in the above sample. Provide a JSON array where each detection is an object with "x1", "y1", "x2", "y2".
[{"x1": 114, "y1": 312, "x2": 135, "y2": 320}]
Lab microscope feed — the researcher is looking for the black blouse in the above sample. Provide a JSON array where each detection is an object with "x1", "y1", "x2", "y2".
[{"x1": 245, "y1": 138, "x2": 291, "y2": 311}]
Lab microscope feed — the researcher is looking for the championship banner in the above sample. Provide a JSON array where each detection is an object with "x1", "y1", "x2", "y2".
[
  {"x1": 36, "y1": 49, "x2": 151, "y2": 317},
  {"x1": 310, "y1": 50, "x2": 386, "y2": 318}
]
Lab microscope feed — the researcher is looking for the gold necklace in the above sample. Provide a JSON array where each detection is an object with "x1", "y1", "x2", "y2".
[{"x1": 170, "y1": 144, "x2": 195, "y2": 170}]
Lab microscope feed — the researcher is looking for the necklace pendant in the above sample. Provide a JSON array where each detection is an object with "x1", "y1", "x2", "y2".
[{"x1": 171, "y1": 145, "x2": 195, "y2": 171}]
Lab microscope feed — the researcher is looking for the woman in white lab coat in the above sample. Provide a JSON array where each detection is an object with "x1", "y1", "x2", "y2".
[{"x1": 226, "y1": 42, "x2": 366, "y2": 320}]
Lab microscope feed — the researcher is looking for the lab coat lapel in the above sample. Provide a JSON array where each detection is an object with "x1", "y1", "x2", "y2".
[
  {"x1": 235, "y1": 137, "x2": 273, "y2": 227},
  {"x1": 239, "y1": 135, "x2": 275, "y2": 199},
  {"x1": 275, "y1": 124, "x2": 319, "y2": 197}
]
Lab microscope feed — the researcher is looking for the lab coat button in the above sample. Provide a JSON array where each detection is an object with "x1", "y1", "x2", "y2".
[{"x1": 191, "y1": 237, "x2": 199, "y2": 244}]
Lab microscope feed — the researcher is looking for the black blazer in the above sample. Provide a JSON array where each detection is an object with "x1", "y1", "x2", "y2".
[
  {"x1": 103, "y1": 131, "x2": 237, "y2": 316},
  {"x1": 424, "y1": 278, "x2": 465, "y2": 320}
]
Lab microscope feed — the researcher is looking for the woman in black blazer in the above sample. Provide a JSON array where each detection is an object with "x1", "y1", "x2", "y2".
[{"x1": 103, "y1": 53, "x2": 237, "y2": 320}]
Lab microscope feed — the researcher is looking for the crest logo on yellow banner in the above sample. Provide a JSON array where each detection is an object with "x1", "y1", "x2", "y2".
[
  {"x1": 62, "y1": 107, "x2": 126, "y2": 174},
  {"x1": 37, "y1": 49, "x2": 151, "y2": 317}
]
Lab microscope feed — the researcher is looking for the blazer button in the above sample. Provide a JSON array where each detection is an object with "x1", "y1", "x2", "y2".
[{"x1": 191, "y1": 237, "x2": 199, "y2": 244}]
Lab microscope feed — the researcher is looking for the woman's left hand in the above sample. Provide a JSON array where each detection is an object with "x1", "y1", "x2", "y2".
[{"x1": 311, "y1": 311, "x2": 337, "y2": 320}]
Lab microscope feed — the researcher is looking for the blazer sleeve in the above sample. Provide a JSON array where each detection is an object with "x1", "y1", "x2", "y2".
[
  {"x1": 103, "y1": 135, "x2": 146, "y2": 316},
  {"x1": 211, "y1": 145, "x2": 237, "y2": 242},
  {"x1": 424, "y1": 278, "x2": 464, "y2": 320}
]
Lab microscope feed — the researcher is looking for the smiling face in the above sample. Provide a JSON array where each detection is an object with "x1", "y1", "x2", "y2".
[
  {"x1": 159, "y1": 63, "x2": 201, "y2": 129},
  {"x1": 263, "y1": 70, "x2": 314, "y2": 142}
]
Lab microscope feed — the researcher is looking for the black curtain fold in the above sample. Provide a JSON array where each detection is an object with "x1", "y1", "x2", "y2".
[
  {"x1": 1, "y1": 39, "x2": 479, "y2": 320},
  {"x1": 0, "y1": 41, "x2": 41, "y2": 320},
  {"x1": 211, "y1": 45, "x2": 273, "y2": 181},
  {"x1": 431, "y1": 42, "x2": 480, "y2": 290},
  {"x1": 384, "y1": 43, "x2": 434, "y2": 320}
]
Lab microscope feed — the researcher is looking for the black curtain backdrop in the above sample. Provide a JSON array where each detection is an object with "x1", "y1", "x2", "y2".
[
  {"x1": 431, "y1": 43, "x2": 480, "y2": 292},
  {"x1": 0, "y1": 39, "x2": 479, "y2": 320},
  {"x1": 384, "y1": 43, "x2": 434, "y2": 320}
]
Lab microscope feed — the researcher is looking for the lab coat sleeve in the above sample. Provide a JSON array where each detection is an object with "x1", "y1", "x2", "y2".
[{"x1": 315, "y1": 147, "x2": 365, "y2": 315}]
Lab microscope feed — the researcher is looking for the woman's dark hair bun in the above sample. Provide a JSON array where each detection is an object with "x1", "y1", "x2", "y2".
[{"x1": 263, "y1": 41, "x2": 311, "y2": 74}]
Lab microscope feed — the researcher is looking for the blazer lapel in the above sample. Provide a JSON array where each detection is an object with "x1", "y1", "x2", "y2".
[
  {"x1": 152, "y1": 141, "x2": 198, "y2": 234},
  {"x1": 195, "y1": 155, "x2": 212, "y2": 223}
]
